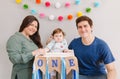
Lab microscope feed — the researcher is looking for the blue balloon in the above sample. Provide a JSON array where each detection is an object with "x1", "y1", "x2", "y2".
[
  {"x1": 75, "y1": 0, "x2": 80, "y2": 5},
  {"x1": 31, "y1": 9, "x2": 37, "y2": 14},
  {"x1": 94, "y1": 2, "x2": 100, "y2": 7}
]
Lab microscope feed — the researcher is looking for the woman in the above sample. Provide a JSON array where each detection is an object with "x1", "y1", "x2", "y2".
[
  {"x1": 6, "y1": 15, "x2": 44, "y2": 79},
  {"x1": 68, "y1": 16, "x2": 116, "y2": 79}
]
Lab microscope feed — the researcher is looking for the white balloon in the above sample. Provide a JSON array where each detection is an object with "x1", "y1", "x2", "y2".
[
  {"x1": 48, "y1": 15, "x2": 55, "y2": 21},
  {"x1": 55, "y1": 2, "x2": 61, "y2": 8}
]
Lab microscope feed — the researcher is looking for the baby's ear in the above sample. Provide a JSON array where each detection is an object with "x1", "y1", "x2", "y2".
[{"x1": 50, "y1": 35, "x2": 53, "y2": 38}]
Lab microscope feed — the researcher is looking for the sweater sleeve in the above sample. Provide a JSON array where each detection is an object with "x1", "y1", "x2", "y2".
[{"x1": 6, "y1": 36, "x2": 34, "y2": 64}]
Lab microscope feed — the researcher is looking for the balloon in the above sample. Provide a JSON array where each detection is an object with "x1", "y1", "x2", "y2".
[
  {"x1": 36, "y1": 0, "x2": 41, "y2": 4},
  {"x1": 75, "y1": 0, "x2": 80, "y2": 5},
  {"x1": 16, "y1": 0, "x2": 22, "y2": 4},
  {"x1": 65, "y1": 2, "x2": 70, "y2": 7},
  {"x1": 45, "y1": 1, "x2": 51, "y2": 7},
  {"x1": 77, "y1": 12, "x2": 83, "y2": 17},
  {"x1": 86, "y1": 7, "x2": 91, "y2": 13},
  {"x1": 48, "y1": 15, "x2": 55, "y2": 21},
  {"x1": 67, "y1": 14, "x2": 73, "y2": 20},
  {"x1": 94, "y1": 2, "x2": 100, "y2": 7},
  {"x1": 55, "y1": 2, "x2": 61, "y2": 8},
  {"x1": 31, "y1": 9, "x2": 37, "y2": 14},
  {"x1": 58, "y1": 16, "x2": 63, "y2": 21},
  {"x1": 23, "y1": 4, "x2": 29, "y2": 9},
  {"x1": 39, "y1": 13, "x2": 45, "y2": 18}
]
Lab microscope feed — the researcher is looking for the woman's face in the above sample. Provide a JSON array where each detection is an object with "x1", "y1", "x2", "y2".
[
  {"x1": 77, "y1": 21, "x2": 92, "y2": 38},
  {"x1": 53, "y1": 32, "x2": 64, "y2": 43},
  {"x1": 23, "y1": 20, "x2": 38, "y2": 36}
]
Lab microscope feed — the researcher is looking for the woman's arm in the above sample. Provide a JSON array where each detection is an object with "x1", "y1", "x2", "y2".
[{"x1": 6, "y1": 36, "x2": 38, "y2": 64}]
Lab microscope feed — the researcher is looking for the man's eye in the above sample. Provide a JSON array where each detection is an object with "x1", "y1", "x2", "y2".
[{"x1": 84, "y1": 25, "x2": 87, "y2": 27}]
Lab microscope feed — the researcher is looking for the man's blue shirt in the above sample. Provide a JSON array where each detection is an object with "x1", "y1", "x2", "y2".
[{"x1": 68, "y1": 37, "x2": 115, "y2": 76}]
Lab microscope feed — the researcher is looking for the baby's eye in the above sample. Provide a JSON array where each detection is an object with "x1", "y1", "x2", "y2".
[
  {"x1": 60, "y1": 35, "x2": 63, "y2": 37},
  {"x1": 78, "y1": 26, "x2": 82, "y2": 29}
]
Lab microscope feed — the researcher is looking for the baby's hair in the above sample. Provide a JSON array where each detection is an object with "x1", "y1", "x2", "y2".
[{"x1": 52, "y1": 28, "x2": 65, "y2": 36}]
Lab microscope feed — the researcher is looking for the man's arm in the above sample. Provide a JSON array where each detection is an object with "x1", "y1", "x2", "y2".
[{"x1": 106, "y1": 62, "x2": 117, "y2": 79}]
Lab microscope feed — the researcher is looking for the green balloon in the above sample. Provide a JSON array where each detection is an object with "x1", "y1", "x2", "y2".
[
  {"x1": 23, "y1": 4, "x2": 28, "y2": 9},
  {"x1": 86, "y1": 7, "x2": 91, "y2": 13}
]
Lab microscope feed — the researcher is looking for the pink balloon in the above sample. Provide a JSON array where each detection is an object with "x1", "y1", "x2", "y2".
[
  {"x1": 45, "y1": 1, "x2": 51, "y2": 7},
  {"x1": 58, "y1": 16, "x2": 63, "y2": 21},
  {"x1": 39, "y1": 13, "x2": 45, "y2": 18},
  {"x1": 65, "y1": 2, "x2": 70, "y2": 7}
]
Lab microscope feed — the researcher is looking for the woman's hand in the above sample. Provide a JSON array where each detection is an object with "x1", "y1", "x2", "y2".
[{"x1": 32, "y1": 48, "x2": 45, "y2": 56}]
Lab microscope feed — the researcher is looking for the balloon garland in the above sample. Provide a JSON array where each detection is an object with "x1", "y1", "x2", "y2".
[{"x1": 15, "y1": 0, "x2": 100, "y2": 21}]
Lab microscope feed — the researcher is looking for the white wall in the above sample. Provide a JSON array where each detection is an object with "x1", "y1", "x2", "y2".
[{"x1": 0, "y1": 0, "x2": 120, "y2": 79}]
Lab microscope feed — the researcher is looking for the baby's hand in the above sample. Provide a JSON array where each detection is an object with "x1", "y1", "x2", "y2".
[
  {"x1": 63, "y1": 49, "x2": 73, "y2": 53},
  {"x1": 46, "y1": 36, "x2": 53, "y2": 45}
]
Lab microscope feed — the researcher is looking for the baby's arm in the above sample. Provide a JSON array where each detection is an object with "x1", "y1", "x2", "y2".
[
  {"x1": 62, "y1": 39, "x2": 73, "y2": 53},
  {"x1": 46, "y1": 36, "x2": 53, "y2": 45},
  {"x1": 45, "y1": 39, "x2": 55, "y2": 52}
]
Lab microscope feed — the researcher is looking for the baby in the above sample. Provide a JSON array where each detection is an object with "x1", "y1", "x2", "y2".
[
  {"x1": 45, "y1": 28, "x2": 71, "y2": 79},
  {"x1": 45, "y1": 28, "x2": 71, "y2": 53}
]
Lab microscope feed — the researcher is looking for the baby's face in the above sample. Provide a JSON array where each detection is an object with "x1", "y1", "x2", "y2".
[{"x1": 53, "y1": 32, "x2": 64, "y2": 43}]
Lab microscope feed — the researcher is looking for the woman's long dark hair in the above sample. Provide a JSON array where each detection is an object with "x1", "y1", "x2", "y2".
[{"x1": 19, "y1": 15, "x2": 43, "y2": 48}]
